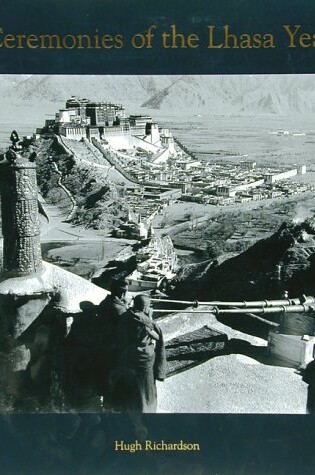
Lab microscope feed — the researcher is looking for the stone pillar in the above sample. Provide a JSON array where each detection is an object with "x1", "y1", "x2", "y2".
[{"x1": 0, "y1": 151, "x2": 42, "y2": 277}]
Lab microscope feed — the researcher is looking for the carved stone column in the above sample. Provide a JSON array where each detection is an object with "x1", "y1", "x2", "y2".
[{"x1": 1, "y1": 152, "x2": 42, "y2": 277}]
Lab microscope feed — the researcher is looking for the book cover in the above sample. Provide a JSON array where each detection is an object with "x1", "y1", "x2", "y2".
[{"x1": 1, "y1": 1, "x2": 315, "y2": 474}]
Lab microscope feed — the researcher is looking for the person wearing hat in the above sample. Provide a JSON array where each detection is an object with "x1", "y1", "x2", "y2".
[
  {"x1": 111, "y1": 294, "x2": 167, "y2": 413},
  {"x1": 96, "y1": 279, "x2": 129, "y2": 408},
  {"x1": 98, "y1": 279, "x2": 129, "y2": 321}
]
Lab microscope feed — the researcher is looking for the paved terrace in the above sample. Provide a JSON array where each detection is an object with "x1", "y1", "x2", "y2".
[{"x1": 157, "y1": 309, "x2": 308, "y2": 414}]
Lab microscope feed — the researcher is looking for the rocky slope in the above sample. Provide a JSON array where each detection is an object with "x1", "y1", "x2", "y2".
[
  {"x1": 171, "y1": 219, "x2": 315, "y2": 302},
  {"x1": 34, "y1": 137, "x2": 129, "y2": 230}
]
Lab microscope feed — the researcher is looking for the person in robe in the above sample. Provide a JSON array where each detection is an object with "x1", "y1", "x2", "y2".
[
  {"x1": 98, "y1": 279, "x2": 129, "y2": 321},
  {"x1": 111, "y1": 294, "x2": 167, "y2": 413},
  {"x1": 302, "y1": 359, "x2": 315, "y2": 414},
  {"x1": 64, "y1": 301, "x2": 101, "y2": 410},
  {"x1": 97, "y1": 279, "x2": 129, "y2": 408}
]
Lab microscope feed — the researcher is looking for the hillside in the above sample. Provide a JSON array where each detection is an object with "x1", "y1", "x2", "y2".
[
  {"x1": 33, "y1": 137, "x2": 129, "y2": 230},
  {"x1": 171, "y1": 219, "x2": 315, "y2": 302}
]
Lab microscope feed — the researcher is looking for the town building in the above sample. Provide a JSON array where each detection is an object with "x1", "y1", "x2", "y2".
[{"x1": 48, "y1": 97, "x2": 311, "y2": 211}]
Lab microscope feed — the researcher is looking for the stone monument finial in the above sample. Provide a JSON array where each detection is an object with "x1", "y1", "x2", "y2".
[{"x1": 0, "y1": 132, "x2": 42, "y2": 276}]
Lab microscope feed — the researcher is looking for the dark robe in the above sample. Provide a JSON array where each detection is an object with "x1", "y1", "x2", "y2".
[
  {"x1": 96, "y1": 295, "x2": 128, "y2": 402},
  {"x1": 111, "y1": 309, "x2": 167, "y2": 413},
  {"x1": 65, "y1": 312, "x2": 100, "y2": 406},
  {"x1": 98, "y1": 295, "x2": 127, "y2": 321},
  {"x1": 302, "y1": 359, "x2": 315, "y2": 414}
]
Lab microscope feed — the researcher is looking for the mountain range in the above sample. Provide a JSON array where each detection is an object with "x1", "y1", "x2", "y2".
[{"x1": 2, "y1": 74, "x2": 315, "y2": 114}]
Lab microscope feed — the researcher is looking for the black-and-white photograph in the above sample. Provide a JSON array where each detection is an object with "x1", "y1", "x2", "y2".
[{"x1": 0, "y1": 74, "x2": 315, "y2": 416}]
